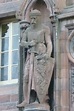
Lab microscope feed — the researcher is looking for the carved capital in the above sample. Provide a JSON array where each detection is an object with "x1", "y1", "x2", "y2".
[
  {"x1": 16, "y1": 11, "x2": 22, "y2": 20},
  {"x1": 20, "y1": 20, "x2": 30, "y2": 30}
]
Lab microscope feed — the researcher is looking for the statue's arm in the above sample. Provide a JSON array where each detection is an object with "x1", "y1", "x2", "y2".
[
  {"x1": 45, "y1": 27, "x2": 52, "y2": 57},
  {"x1": 20, "y1": 31, "x2": 36, "y2": 48}
]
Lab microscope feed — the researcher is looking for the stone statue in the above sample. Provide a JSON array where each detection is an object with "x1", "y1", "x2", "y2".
[{"x1": 17, "y1": 9, "x2": 55, "y2": 110}]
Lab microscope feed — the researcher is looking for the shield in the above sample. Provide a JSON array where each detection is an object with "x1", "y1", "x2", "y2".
[{"x1": 34, "y1": 57, "x2": 55, "y2": 103}]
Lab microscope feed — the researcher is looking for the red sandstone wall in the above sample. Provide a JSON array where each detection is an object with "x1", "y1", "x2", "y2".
[
  {"x1": 55, "y1": 0, "x2": 66, "y2": 11},
  {"x1": 0, "y1": 84, "x2": 18, "y2": 111},
  {"x1": 0, "y1": 0, "x2": 20, "y2": 110}
]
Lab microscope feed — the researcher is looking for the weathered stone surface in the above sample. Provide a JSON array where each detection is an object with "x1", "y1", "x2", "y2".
[
  {"x1": 0, "y1": 102, "x2": 17, "y2": 110},
  {"x1": 61, "y1": 53, "x2": 68, "y2": 68},
  {"x1": 0, "y1": 84, "x2": 18, "y2": 111},
  {"x1": 0, "y1": 84, "x2": 18, "y2": 95},
  {"x1": 34, "y1": 57, "x2": 55, "y2": 103},
  {"x1": 0, "y1": 1, "x2": 22, "y2": 18},
  {"x1": 23, "y1": 103, "x2": 50, "y2": 111}
]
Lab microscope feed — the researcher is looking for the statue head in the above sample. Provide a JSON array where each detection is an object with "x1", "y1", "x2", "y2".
[{"x1": 30, "y1": 9, "x2": 41, "y2": 25}]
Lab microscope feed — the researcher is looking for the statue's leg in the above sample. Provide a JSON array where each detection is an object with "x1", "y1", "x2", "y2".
[
  {"x1": 17, "y1": 60, "x2": 29, "y2": 108},
  {"x1": 40, "y1": 91, "x2": 49, "y2": 105}
]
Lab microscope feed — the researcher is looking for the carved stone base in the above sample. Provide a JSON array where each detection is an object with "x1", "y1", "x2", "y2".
[{"x1": 23, "y1": 103, "x2": 50, "y2": 111}]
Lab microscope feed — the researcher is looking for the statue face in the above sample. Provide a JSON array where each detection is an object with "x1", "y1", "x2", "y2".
[{"x1": 30, "y1": 15, "x2": 40, "y2": 25}]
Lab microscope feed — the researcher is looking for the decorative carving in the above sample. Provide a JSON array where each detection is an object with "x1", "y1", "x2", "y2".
[
  {"x1": 16, "y1": 0, "x2": 54, "y2": 20},
  {"x1": 70, "y1": 67, "x2": 74, "y2": 106},
  {"x1": 67, "y1": 30, "x2": 74, "y2": 63},
  {"x1": 17, "y1": 9, "x2": 55, "y2": 110},
  {"x1": 34, "y1": 57, "x2": 54, "y2": 103}
]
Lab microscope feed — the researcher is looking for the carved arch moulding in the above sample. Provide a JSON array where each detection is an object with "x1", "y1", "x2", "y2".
[
  {"x1": 66, "y1": 30, "x2": 74, "y2": 63},
  {"x1": 16, "y1": 0, "x2": 54, "y2": 21}
]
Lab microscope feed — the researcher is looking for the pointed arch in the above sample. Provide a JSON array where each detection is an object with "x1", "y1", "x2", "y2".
[{"x1": 23, "y1": 0, "x2": 53, "y2": 19}]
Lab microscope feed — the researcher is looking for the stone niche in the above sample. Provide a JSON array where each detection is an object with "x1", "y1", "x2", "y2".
[{"x1": 17, "y1": 0, "x2": 55, "y2": 111}]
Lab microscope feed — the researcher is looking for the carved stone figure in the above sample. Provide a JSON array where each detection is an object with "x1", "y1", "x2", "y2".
[{"x1": 17, "y1": 9, "x2": 55, "y2": 110}]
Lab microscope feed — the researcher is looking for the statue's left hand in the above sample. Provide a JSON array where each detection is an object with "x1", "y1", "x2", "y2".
[
  {"x1": 29, "y1": 40, "x2": 36, "y2": 46},
  {"x1": 36, "y1": 53, "x2": 49, "y2": 60},
  {"x1": 44, "y1": 53, "x2": 49, "y2": 59}
]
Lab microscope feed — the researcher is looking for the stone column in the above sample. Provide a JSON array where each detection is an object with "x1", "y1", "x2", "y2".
[
  {"x1": 60, "y1": 29, "x2": 69, "y2": 111},
  {"x1": 50, "y1": 13, "x2": 61, "y2": 111}
]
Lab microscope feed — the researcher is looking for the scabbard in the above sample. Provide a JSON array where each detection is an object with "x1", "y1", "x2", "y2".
[{"x1": 27, "y1": 53, "x2": 34, "y2": 103}]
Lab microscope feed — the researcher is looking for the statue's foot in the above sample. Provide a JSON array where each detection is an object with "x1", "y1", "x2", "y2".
[{"x1": 17, "y1": 101, "x2": 28, "y2": 108}]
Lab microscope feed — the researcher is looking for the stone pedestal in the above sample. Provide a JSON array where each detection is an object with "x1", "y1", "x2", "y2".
[{"x1": 23, "y1": 103, "x2": 50, "y2": 111}]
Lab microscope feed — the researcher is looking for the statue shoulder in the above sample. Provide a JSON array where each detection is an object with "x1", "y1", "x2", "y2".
[
  {"x1": 42, "y1": 24, "x2": 51, "y2": 34},
  {"x1": 42, "y1": 24, "x2": 50, "y2": 30}
]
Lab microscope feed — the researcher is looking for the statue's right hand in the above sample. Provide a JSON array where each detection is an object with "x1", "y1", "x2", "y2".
[
  {"x1": 20, "y1": 41, "x2": 29, "y2": 48},
  {"x1": 20, "y1": 40, "x2": 36, "y2": 48}
]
